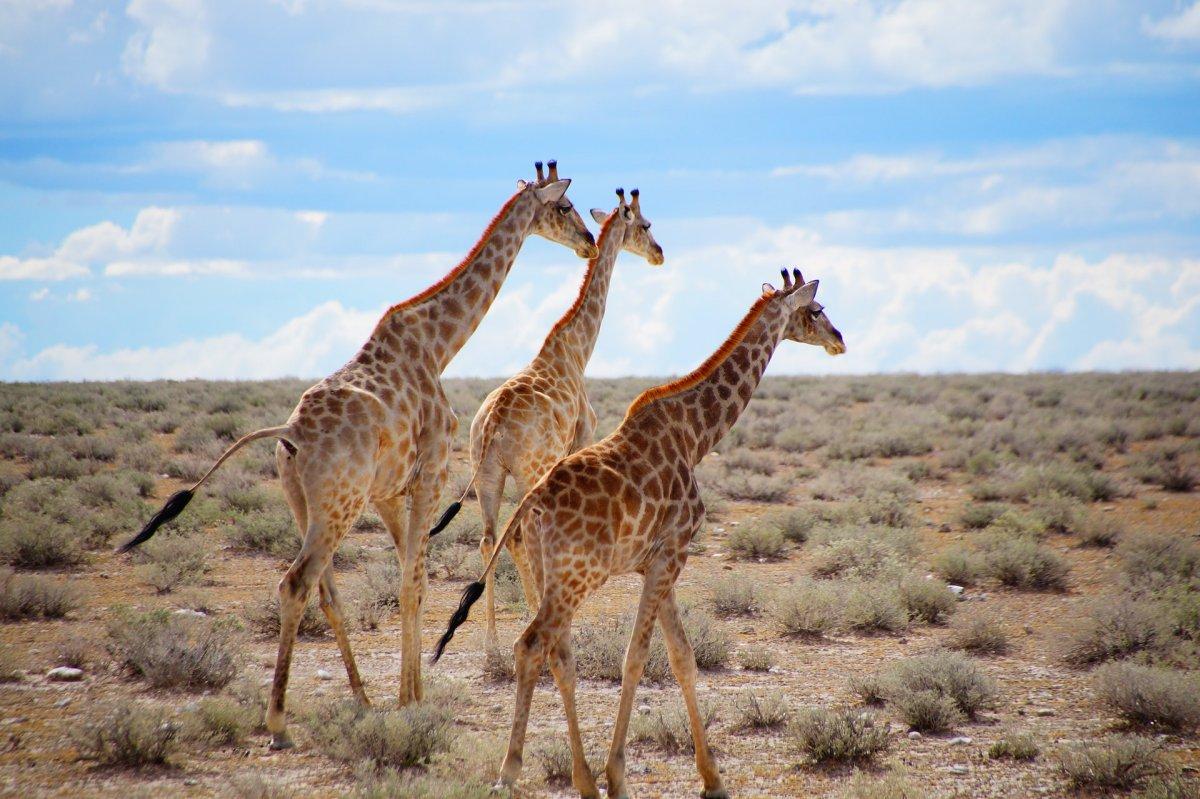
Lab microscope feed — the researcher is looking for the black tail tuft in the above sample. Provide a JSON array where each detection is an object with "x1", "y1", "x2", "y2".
[
  {"x1": 117, "y1": 489, "x2": 194, "y2": 554},
  {"x1": 431, "y1": 580, "x2": 485, "y2": 663},
  {"x1": 428, "y1": 501, "x2": 462, "y2": 538}
]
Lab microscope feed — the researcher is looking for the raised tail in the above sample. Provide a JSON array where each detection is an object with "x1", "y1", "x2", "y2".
[
  {"x1": 431, "y1": 495, "x2": 541, "y2": 663},
  {"x1": 116, "y1": 424, "x2": 294, "y2": 554}
]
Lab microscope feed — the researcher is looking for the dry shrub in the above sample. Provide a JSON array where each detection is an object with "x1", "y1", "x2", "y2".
[
  {"x1": 1120, "y1": 534, "x2": 1200, "y2": 590},
  {"x1": 0, "y1": 567, "x2": 78, "y2": 619},
  {"x1": 536, "y1": 737, "x2": 596, "y2": 788},
  {"x1": 732, "y1": 690, "x2": 789, "y2": 730},
  {"x1": 768, "y1": 508, "x2": 819, "y2": 544},
  {"x1": 809, "y1": 526, "x2": 913, "y2": 580},
  {"x1": 138, "y1": 534, "x2": 210, "y2": 593},
  {"x1": 727, "y1": 521, "x2": 787, "y2": 561},
  {"x1": 1059, "y1": 734, "x2": 1166, "y2": 792},
  {"x1": 980, "y1": 533, "x2": 1070, "y2": 590},
  {"x1": 842, "y1": 581, "x2": 908, "y2": 633},
  {"x1": 738, "y1": 645, "x2": 775, "y2": 672},
  {"x1": 710, "y1": 574, "x2": 761, "y2": 616},
  {"x1": 988, "y1": 733, "x2": 1039, "y2": 761},
  {"x1": 107, "y1": 608, "x2": 240, "y2": 690},
  {"x1": 573, "y1": 617, "x2": 670, "y2": 683},
  {"x1": 883, "y1": 652, "x2": 998, "y2": 719},
  {"x1": 183, "y1": 695, "x2": 258, "y2": 746},
  {"x1": 306, "y1": 700, "x2": 454, "y2": 769},
  {"x1": 959, "y1": 503, "x2": 1006, "y2": 530},
  {"x1": 892, "y1": 689, "x2": 962, "y2": 733},
  {"x1": 630, "y1": 702, "x2": 715, "y2": 755},
  {"x1": 227, "y1": 507, "x2": 297, "y2": 557},
  {"x1": 789, "y1": 708, "x2": 890, "y2": 764},
  {"x1": 74, "y1": 701, "x2": 178, "y2": 768},
  {"x1": 771, "y1": 578, "x2": 840, "y2": 638},
  {"x1": 897, "y1": 576, "x2": 957, "y2": 624},
  {"x1": 931, "y1": 546, "x2": 985, "y2": 586},
  {"x1": 946, "y1": 615, "x2": 1009, "y2": 656},
  {"x1": 0, "y1": 516, "x2": 82, "y2": 570},
  {"x1": 482, "y1": 642, "x2": 514, "y2": 683},
  {"x1": 1078, "y1": 512, "x2": 1123, "y2": 547},
  {"x1": 1062, "y1": 596, "x2": 1166, "y2": 666},
  {"x1": 1095, "y1": 662, "x2": 1200, "y2": 731},
  {"x1": 836, "y1": 772, "x2": 922, "y2": 799},
  {"x1": 247, "y1": 592, "x2": 327, "y2": 639}
]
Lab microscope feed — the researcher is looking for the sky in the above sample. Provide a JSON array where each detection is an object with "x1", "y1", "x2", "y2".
[{"x1": 1, "y1": 0, "x2": 1198, "y2": 381}]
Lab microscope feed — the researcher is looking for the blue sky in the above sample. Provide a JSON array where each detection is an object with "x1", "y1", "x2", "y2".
[{"x1": 1, "y1": 0, "x2": 1198, "y2": 380}]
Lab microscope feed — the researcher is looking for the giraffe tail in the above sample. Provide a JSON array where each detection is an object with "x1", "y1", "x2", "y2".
[
  {"x1": 428, "y1": 404, "x2": 505, "y2": 538},
  {"x1": 431, "y1": 496, "x2": 542, "y2": 663},
  {"x1": 116, "y1": 424, "x2": 295, "y2": 554}
]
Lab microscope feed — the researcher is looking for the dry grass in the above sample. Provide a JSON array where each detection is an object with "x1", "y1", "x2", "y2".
[
  {"x1": 1094, "y1": 662, "x2": 1200, "y2": 731},
  {"x1": 946, "y1": 615, "x2": 1009, "y2": 655},
  {"x1": 789, "y1": 708, "x2": 890, "y2": 764},
  {"x1": 1059, "y1": 734, "x2": 1167, "y2": 792},
  {"x1": 107, "y1": 608, "x2": 241, "y2": 690},
  {"x1": 305, "y1": 700, "x2": 454, "y2": 769},
  {"x1": 0, "y1": 567, "x2": 78, "y2": 619},
  {"x1": 74, "y1": 701, "x2": 178, "y2": 768},
  {"x1": 988, "y1": 733, "x2": 1039, "y2": 761}
]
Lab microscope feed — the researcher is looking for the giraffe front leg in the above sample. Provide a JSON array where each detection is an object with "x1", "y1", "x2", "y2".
[
  {"x1": 605, "y1": 575, "x2": 666, "y2": 799},
  {"x1": 659, "y1": 588, "x2": 726, "y2": 799}
]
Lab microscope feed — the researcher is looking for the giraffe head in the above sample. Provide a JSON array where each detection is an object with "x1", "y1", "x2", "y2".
[
  {"x1": 518, "y1": 160, "x2": 599, "y2": 259},
  {"x1": 590, "y1": 187, "x2": 664, "y2": 265},
  {"x1": 772, "y1": 267, "x2": 846, "y2": 355}
]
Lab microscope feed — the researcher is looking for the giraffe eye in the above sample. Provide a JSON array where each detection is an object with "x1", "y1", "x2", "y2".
[
  {"x1": 557, "y1": 204, "x2": 572, "y2": 215},
  {"x1": 641, "y1": 221, "x2": 651, "y2": 230}
]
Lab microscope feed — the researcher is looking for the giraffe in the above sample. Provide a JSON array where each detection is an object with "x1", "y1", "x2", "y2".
[
  {"x1": 433, "y1": 268, "x2": 845, "y2": 798},
  {"x1": 118, "y1": 161, "x2": 598, "y2": 750},
  {"x1": 429, "y1": 187, "x2": 663, "y2": 650}
]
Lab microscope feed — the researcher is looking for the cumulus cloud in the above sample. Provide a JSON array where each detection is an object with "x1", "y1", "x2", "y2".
[
  {"x1": 1144, "y1": 2, "x2": 1200, "y2": 44},
  {"x1": 0, "y1": 207, "x2": 177, "y2": 280},
  {"x1": 122, "y1": 0, "x2": 210, "y2": 90}
]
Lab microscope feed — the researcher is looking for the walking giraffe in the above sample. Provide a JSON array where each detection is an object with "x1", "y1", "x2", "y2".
[
  {"x1": 119, "y1": 161, "x2": 598, "y2": 750},
  {"x1": 429, "y1": 187, "x2": 663, "y2": 649},
  {"x1": 433, "y1": 268, "x2": 845, "y2": 798}
]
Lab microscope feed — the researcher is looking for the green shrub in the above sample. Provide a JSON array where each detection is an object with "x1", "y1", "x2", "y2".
[
  {"x1": 898, "y1": 576, "x2": 957, "y2": 624},
  {"x1": 959, "y1": 503, "x2": 1005, "y2": 530},
  {"x1": 710, "y1": 574, "x2": 761, "y2": 616},
  {"x1": 184, "y1": 696, "x2": 257, "y2": 746},
  {"x1": 836, "y1": 772, "x2": 923, "y2": 799},
  {"x1": 727, "y1": 521, "x2": 787, "y2": 560},
  {"x1": 138, "y1": 534, "x2": 210, "y2": 593},
  {"x1": 732, "y1": 690, "x2": 789, "y2": 730},
  {"x1": 1078, "y1": 512, "x2": 1123, "y2": 547},
  {"x1": 981, "y1": 533, "x2": 1070, "y2": 590},
  {"x1": 809, "y1": 526, "x2": 912, "y2": 580},
  {"x1": 1120, "y1": 534, "x2": 1200, "y2": 590},
  {"x1": 931, "y1": 546, "x2": 985, "y2": 586},
  {"x1": 892, "y1": 689, "x2": 962, "y2": 733},
  {"x1": 842, "y1": 581, "x2": 908, "y2": 633},
  {"x1": 767, "y1": 508, "x2": 818, "y2": 543},
  {"x1": 771, "y1": 578, "x2": 840, "y2": 638},
  {"x1": 0, "y1": 515, "x2": 82, "y2": 570},
  {"x1": 227, "y1": 508, "x2": 297, "y2": 557},
  {"x1": 988, "y1": 733, "x2": 1039, "y2": 761},
  {"x1": 789, "y1": 708, "x2": 890, "y2": 764},
  {"x1": 1059, "y1": 734, "x2": 1166, "y2": 792},
  {"x1": 883, "y1": 652, "x2": 997, "y2": 719}
]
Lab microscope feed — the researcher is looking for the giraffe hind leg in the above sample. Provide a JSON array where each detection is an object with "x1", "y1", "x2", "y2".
[{"x1": 475, "y1": 461, "x2": 506, "y2": 650}]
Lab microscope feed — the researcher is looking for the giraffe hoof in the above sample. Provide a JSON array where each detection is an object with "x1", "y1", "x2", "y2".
[
  {"x1": 489, "y1": 780, "x2": 513, "y2": 796},
  {"x1": 701, "y1": 789, "x2": 729, "y2": 799},
  {"x1": 268, "y1": 734, "x2": 295, "y2": 751}
]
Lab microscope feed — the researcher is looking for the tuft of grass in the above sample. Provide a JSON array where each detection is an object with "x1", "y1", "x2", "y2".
[
  {"x1": 897, "y1": 575, "x2": 957, "y2": 624},
  {"x1": 307, "y1": 700, "x2": 454, "y2": 769},
  {"x1": 988, "y1": 733, "x2": 1039, "y2": 761},
  {"x1": 536, "y1": 738, "x2": 594, "y2": 788},
  {"x1": 107, "y1": 608, "x2": 240, "y2": 690},
  {"x1": 883, "y1": 652, "x2": 998, "y2": 719},
  {"x1": 980, "y1": 533, "x2": 1070, "y2": 590},
  {"x1": 738, "y1": 645, "x2": 775, "y2": 672},
  {"x1": 1059, "y1": 734, "x2": 1167, "y2": 792},
  {"x1": 959, "y1": 503, "x2": 1006, "y2": 530},
  {"x1": 727, "y1": 521, "x2": 787, "y2": 561},
  {"x1": 247, "y1": 592, "x2": 327, "y2": 639},
  {"x1": 573, "y1": 616, "x2": 671, "y2": 684},
  {"x1": 768, "y1": 508, "x2": 818, "y2": 544},
  {"x1": 73, "y1": 701, "x2": 178, "y2": 768},
  {"x1": 1062, "y1": 597, "x2": 1165, "y2": 666},
  {"x1": 1078, "y1": 512, "x2": 1123, "y2": 548},
  {"x1": 0, "y1": 567, "x2": 79, "y2": 619},
  {"x1": 892, "y1": 689, "x2": 963, "y2": 733},
  {"x1": 138, "y1": 534, "x2": 210, "y2": 593},
  {"x1": 1095, "y1": 662, "x2": 1200, "y2": 731},
  {"x1": 789, "y1": 708, "x2": 890, "y2": 764},
  {"x1": 183, "y1": 696, "x2": 258, "y2": 747},
  {"x1": 946, "y1": 615, "x2": 1009, "y2": 656},
  {"x1": 931, "y1": 546, "x2": 985, "y2": 586},
  {"x1": 771, "y1": 578, "x2": 840, "y2": 638},
  {"x1": 836, "y1": 772, "x2": 923, "y2": 799},
  {"x1": 481, "y1": 642, "x2": 514, "y2": 683},
  {"x1": 841, "y1": 580, "x2": 908, "y2": 633}
]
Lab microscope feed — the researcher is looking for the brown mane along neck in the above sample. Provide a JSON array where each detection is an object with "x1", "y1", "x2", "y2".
[
  {"x1": 378, "y1": 190, "x2": 524, "y2": 323},
  {"x1": 542, "y1": 210, "x2": 621, "y2": 341},
  {"x1": 623, "y1": 292, "x2": 776, "y2": 420}
]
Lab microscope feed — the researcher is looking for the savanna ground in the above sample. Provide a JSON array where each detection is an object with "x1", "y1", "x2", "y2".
[{"x1": 1, "y1": 373, "x2": 1199, "y2": 799}]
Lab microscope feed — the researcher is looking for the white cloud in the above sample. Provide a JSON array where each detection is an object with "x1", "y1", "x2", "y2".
[
  {"x1": 0, "y1": 207, "x2": 177, "y2": 280},
  {"x1": 29, "y1": 288, "x2": 50, "y2": 301},
  {"x1": 122, "y1": 0, "x2": 210, "y2": 90},
  {"x1": 67, "y1": 288, "x2": 93, "y2": 302},
  {"x1": 1144, "y1": 2, "x2": 1200, "y2": 44}
]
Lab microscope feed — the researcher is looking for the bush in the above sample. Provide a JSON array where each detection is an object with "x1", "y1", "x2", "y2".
[
  {"x1": 892, "y1": 689, "x2": 963, "y2": 733},
  {"x1": 482, "y1": 642, "x2": 514, "y2": 683},
  {"x1": 771, "y1": 579, "x2": 840, "y2": 638},
  {"x1": 1120, "y1": 534, "x2": 1200, "y2": 590},
  {"x1": 1062, "y1": 597, "x2": 1166, "y2": 666},
  {"x1": 574, "y1": 616, "x2": 671, "y2": 683},
  {"x1": 710, "y1": 574, "x2": 760, "y2": 616},
  {"x1": 789, "y1": 708, "x2": 890, "y2": 764},
  {"x1": 537, "y1": 738, "x2": 593, "y2": 788},
  {"x1": 1095, "y1": 662, "x2": 1200, "y2": 731},
  {"x1": 768, "y1": 508, "x2": 818, "y2": 544},
  {"x1": 0, "y1": 516, "x2": 82, "y2": 570},
  {"x1": 842, "y1": 581, "x2": 908, "y2": 633},
  {"x1": 307, "y1": 700, "x2": 454, "y2": 769},
  {"x1": 809, "y1": 526, "x2": 912, "y2": 580},
  {"x1": 739, "y1": 645, "x2": 775, "y2": 672},
  {"x1": 1079, "y1": 512, "x2": 1123, "y2": 547},
  {"x1": 1136, "y1": 776, "x2": 1200, "y2": 799},
  {"x1": 946, "y1": 616, "x2": 1009, "y2": 656},
  {"x1": 988, "y1": 733, "x2": 1039, "y2": 761},
  {"x1": 727, "y1": 521, "x2": 787, "y2": 561},
  {"x1": 931, "y1": 547, "x2": 985, "y2": 586},
  {"x1": 107, "y1": 608, "x2": 241, "y2": 690},
  {"x1": 1060, "y1": 734, "x2": 1166, "y2": 792},
  {"x1": 959, "y1": 503, "x2": 1006, "y2": 530},
  {"x1": 630, "y1": 702, "x2": 715, "y2": 755},
  {"x1": 138, "y1": 534, "x2": 210, "y2": 593},
  {"x1": 1031, "y1": 492, "x2": 1083, "y2": 533},
  {"x1": 898, "y1": 576, "x2": 957, "y2": 624},
  {"x1": 883, "y1": 652, "x2": 998, "y2": 719},
  {"x1": 248, "y1": 592, "x2": 327, "y2": 639},
  {"x1": 0, "y1": 568, "x2": 78, "y2": 619},
  {"x1": 227, "y1": 509, "x2": 297, "y2": 557},
  {"x1": 732, "y1": 690, "x2": 789, "y2": 730},
  {"x1": 74, "y1": 701, "x2": 178, "y2": 768},
  {"x1": 981, "y1": 534, "x2": 1070, "y2": 590},
  {"x1": 679, "y1": 605, "x2": 733, "y2": 670},
  {"x1": 184, "y1": 696, "x2": 257, "y2": 746},
  {"x1": 717, "y1": 471, "x2": 791, "y2": 503}
]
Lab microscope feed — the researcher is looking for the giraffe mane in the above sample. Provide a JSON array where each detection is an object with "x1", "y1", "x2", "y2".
[
  {"x1": 542, "y1": 209, "x2": 621, "y2": 340},
  {"x1": 624, "y1": 291, "x2": 776, "y2": 420},
  {"x1": 378, "y1": 189, "x2": 525, "y2": 321}
]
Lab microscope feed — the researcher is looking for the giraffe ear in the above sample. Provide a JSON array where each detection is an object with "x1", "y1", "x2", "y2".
[
  {"x1": 793, "y1": 279, "x2": 818, "y2": 307},
  {"x1": 762, "y1": 282, "x2": 776, "y2": 296},
  {"x1": 590, "y1": 208, "x2": 608, "y2": 224},
  {"x1": 534, "y1": 178, "x2": 571, "y2": 204},
  {"x1": 516, "y1": 179, "x2": 528, "y2": 191}
]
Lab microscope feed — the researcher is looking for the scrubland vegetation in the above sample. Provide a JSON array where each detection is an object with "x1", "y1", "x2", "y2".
[{"x1": 0, "y1": 372, "x2": 1198, "y2": 796}]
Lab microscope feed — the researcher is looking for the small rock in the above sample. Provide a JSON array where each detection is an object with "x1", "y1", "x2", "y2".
[
  {"x1": 98, "y1": 572, "x2": 110, "y2": 579},
  {"x1": 46, "y1": 667, "x2": 83, "y2": 682},
  {"x1": 907, "y1": 731, "x2": 922, "y2": 740},
  {"x1": 54, "y1": 698, "x2": 71, "y2": 708},
  {"x1": 947, "y1": 765, "x2": 969, "y2": 775},
  {"x1": 316, "y1": 669, "x2": 334, "y2": 680},
  {"x1": 949, "y1": 736, "x2": 973, "y2": 745},
  {"x1": 184, "y1": 779, "x2": 199, "y2": 787},
  {"x1": 939, "y1": 523, "x2": 952, "y2": 533},
  {"x1": 947, "y1": 584, "x2": 965, "y2": 598},
  {"x1": 637, "y1": 704, "x2": 652, "y2": 715},
  {"x1": 1034, "y1": 707, "x2": 1055, "y2": 717},
  {"x1": 174, "y1": 608, "x2": 206, "y2": 618}
]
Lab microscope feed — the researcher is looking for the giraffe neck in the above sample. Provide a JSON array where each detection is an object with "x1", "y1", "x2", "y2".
[
  {"x1": 535, "y1": 213, "x2": 626, "y2": 375},
  {"x1": 375, "y1": 191, "x2": 537, "y2": 372},
  {"x1": 626, "y1": 298, "x2": 788, "y2": 465}
]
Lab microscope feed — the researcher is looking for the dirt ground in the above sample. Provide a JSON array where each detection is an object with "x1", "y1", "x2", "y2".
[{"x1": 1, "y1": 375, "x2": 1198, "y2": 798}]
